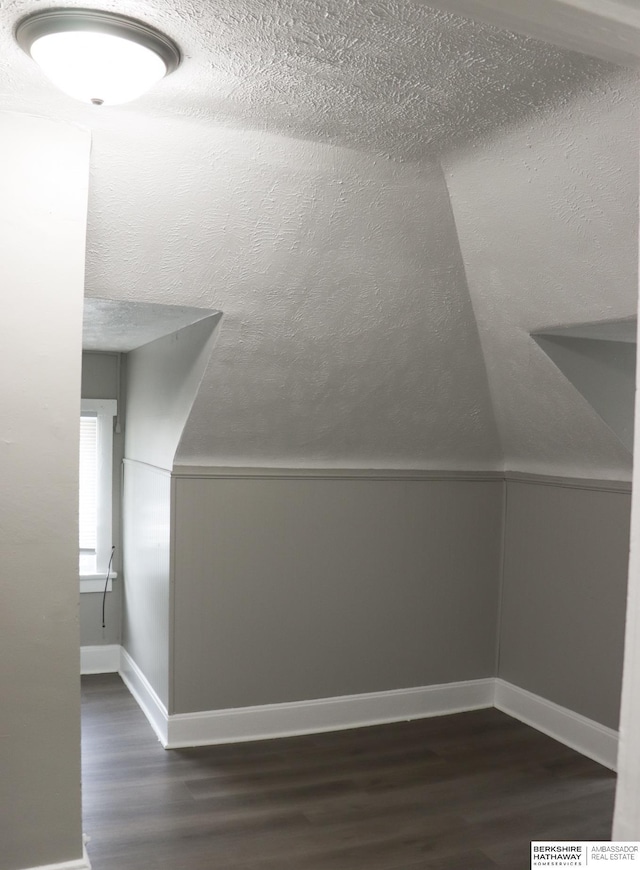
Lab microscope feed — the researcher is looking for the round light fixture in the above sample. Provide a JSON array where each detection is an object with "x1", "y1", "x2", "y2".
[{"x1": 16, "y1": 8, "x2": 181, "y2": 105}]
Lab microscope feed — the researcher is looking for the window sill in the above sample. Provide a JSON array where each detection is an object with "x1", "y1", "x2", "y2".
[{"x1": 79, "y1": 573, "x2": 117, "y2": 594}]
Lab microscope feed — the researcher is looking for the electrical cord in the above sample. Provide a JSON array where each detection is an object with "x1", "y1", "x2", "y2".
[{"x1": 102, "y1": 545, "x2": 116, "y2": 630}]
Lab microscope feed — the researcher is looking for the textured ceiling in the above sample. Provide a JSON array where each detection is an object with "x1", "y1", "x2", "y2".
[
  {"x1": 0, "y1": 0, "x2": 621, "y2": 160},
  {"x1": 420, "y1": 0, "x2": 640, "y2": 71}
]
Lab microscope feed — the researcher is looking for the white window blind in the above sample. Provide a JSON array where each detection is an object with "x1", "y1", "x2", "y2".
[
  {"x1": 79, "y1": 413, "x2": 98, "y2": 552},
  {"x1": 79, "y1": 398, "x2": 116, "y2": 580}
]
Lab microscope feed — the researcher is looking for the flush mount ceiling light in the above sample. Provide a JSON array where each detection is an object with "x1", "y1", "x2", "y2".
[{"x1": 16, "y1": 8, "x2": 180, "y2": 105}]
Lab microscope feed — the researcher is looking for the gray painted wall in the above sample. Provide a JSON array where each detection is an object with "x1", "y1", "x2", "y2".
[
  {"x1": 85, "y1": 335, "x2": 632, "y2": 746},
  {"x1": 80, "y1": 351, "x2": 124, "y2": 646},
  {"x1": 80, "y1": 582, "x2": 122, "y2": 647},
  {"x1": 171, "y1": 473, "x2": 504, "y2": 714},
  {"x1": 122, "y1": 316, "x2": 220, "y2": 705},
  {"x1": 81, "y1": 351, "x2": 119, "y2": 399},
  {"x1": 0, "y1": 113, "x2": 89, "y2": 870},
  {"x1": 499, "y1": 478, "x2": 631, "y2": 730},
  {"x1": 122, "y1": 460, "x2": 172, "y2": 706}
]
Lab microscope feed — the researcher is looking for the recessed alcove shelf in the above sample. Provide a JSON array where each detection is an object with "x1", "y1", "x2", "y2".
[
  {"x1": 532, "y1": 318, "x2": 637, "y2": 453},
  {"x1": 83, "y1": 297, "x2": 221, "y2": 352}
]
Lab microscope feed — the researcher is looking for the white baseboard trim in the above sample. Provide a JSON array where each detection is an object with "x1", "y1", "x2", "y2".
[
  {"x1": 81, "y1": 648, "x2": 618, "y2": 768},
  {"x1": 80, "y1": 645, "x2": 120, "y2": 675},
  {"x1": 165, "y1": 678, "x2": 495, "y2": 749},
  {"x1": 21, "y1": 844, "x2": 91, "y2": 870},
  {"x1": 494, "y1": 679, "x2": 618, "y2": 771},
  {"x1": 118, "y1": 648, "x2": 169, "y2": 747}
]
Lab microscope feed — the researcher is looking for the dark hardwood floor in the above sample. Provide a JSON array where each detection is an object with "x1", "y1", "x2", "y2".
[{"x1": 81, "y1": 675, "x2": 615, "y2": 869}]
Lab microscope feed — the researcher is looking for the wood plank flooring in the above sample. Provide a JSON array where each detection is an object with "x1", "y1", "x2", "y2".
[{"x1": 81, "y1": 675, "x2": 615, "y2": 869}]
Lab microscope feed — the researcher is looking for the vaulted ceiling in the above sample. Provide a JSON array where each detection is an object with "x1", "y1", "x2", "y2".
[{"x1": 1, "y1": 0, "x2": 638, "y2": 476}]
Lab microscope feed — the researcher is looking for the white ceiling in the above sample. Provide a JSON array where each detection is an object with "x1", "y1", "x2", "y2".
[
  {"x1": 1, "y1": 0, "x2": 638, "y2": 475},
  {"x1": 0, "y1": 0, "x2": 622, "y2": 159},
  {"x1": 420, "y1": 0, "x2": 640, "y2": 71}
]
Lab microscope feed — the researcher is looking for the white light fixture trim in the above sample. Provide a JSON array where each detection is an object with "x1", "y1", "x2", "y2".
[{"x1": 16, "y1": 9, "x2": 180, "y2": 105}]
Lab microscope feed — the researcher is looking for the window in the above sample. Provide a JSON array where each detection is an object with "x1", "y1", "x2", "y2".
[{"x1": 79, "y1": 399, "x2": 117, "y2": 591}]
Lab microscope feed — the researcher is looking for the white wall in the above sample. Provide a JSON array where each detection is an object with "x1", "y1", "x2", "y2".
[
  {"x1": 0, "y1": 112, "x2": 90, "y2": 870},
  {"x1": 615, "y1": 482, "x2": 640, "y2": 834},
  {"x1": 613, "y1": 227, "x2": 640, "y2": 839}
]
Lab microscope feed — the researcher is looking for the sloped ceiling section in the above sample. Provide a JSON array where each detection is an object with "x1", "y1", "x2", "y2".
[
  {"x1": 442, "y1": 73, "x2": 639, "y2": 480},
  {"x1": 87, "y1": 122, "x2": 500, "y2": 468}
]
